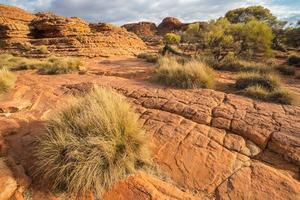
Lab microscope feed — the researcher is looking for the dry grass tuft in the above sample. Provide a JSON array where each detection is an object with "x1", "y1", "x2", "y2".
[
  {"x1": 288, "y1": 55, "x2": 300, "y2": 67},
  {"x1": 0, "y1": 68, "x2": 16, "y2": 94},
  {"x1": 137, "y1": 53, "x2": 159, "y2": 63},
  {"x1": 38, "y1": 57, "x2": 82, "y2": 75},
  {"x1": 32, "y1": 87, "x2": 151, "y2": 198},
  {"x1": 155, "y1": 56, "x2": 215, "y2": 89},
  {"x1": 235, "y1": 72, "x2": 297, "y2": 105}
]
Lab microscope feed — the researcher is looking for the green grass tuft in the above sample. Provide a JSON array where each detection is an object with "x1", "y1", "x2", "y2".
[
  {"x1": 155, "y1": 56, "x2": 215, "y2": 89},
  {"x1": 38, "y1": 57, "x2": 82, "y2": 75},
  {"x1": 32, "y1": 87, "x2": 151, "y2": 198}
]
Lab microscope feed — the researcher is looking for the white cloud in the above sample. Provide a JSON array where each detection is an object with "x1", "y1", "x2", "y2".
[{"x1": 0, "y1": 0, "x2": 299, "y2": 24}]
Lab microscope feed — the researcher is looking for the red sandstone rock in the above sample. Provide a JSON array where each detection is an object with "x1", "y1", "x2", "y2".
[
  {"x1": 157, "y1": 17, "x2": 182, "y2": 35},
  {"x1": 0, "y1": 159, "x2": 17, "y2": 200},
  {"x1": 122, "y1": 22, "x2": 157, "y2": 37}
]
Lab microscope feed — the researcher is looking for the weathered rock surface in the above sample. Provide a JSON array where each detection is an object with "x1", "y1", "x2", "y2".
[
  {"x1": 0, "y1": 5, "x2": 146, "y2": 57},
  {"x1": 0, "y1": 58, "x2": 299, "y2": 199},
  {"x1": 30, "y1": 12, "x2": 91, "y2": 38},
  {"x1": 0, "y1": 159, "x2": 17, "y2": 200},
  {"x1": 122, "y1": 22, "x2": 157, "y2": 37}
]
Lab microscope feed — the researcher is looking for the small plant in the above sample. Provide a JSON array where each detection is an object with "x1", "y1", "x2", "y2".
[
  {"x1": 164, "y1": 33, "x2": 181, "y2": 45},
  {"x1": 38, "y1": 57, "x2": 82, "y2": 75},
  {"x1": 235, "y1": 72, "x2": 297, "y2": 104},
  {"x1": 35, "y1": 45, "x2": 50, "y2": 54},
  {"x1": 32, "y1": 87, "x2": 151, "y2": 198},
  {"x1": 288, "y1": 56, "x2": 300, "y2": 67},
  {"x1": 274, "y1": 65, "x2": 296, "y2": 76},
  {"x1": 0, "y1": 68, "x2": 16, "y2": 94},
  {"x1": 137, "y1": 53, "x2": 158, "y2": 63},
  {"x1": 155, "y1": 56, "x2": 215, "y2": 89},
  {"x1": 20, "y1": 42, "x2": 33, "y2": 51}
]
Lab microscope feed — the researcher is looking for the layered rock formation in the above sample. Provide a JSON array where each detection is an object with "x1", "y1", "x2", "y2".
[
  {"x1": 0, "y1": 5, "x2": 146, "y2": 57},
  {"x1": 122, "y1": 22, "x2": 157, "y2": 37},
  {"x1": 0, "y1": 4, "x2": 35, "y2": 47}
]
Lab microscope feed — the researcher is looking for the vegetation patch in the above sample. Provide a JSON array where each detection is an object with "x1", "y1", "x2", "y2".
[
  {"x1": 155, "y1": 56, "x2": 215, "y2": 89},
  {"x1": 274, "y1": 65, "x2": 296, "y2": 76},
  {"x1": 0, "y1": 54, "x2": 82, "y2": 74},
  {"x1": 37, "y1": 57, "x2": 82, "y2": 75},
  {"x1": 32, "y1": 87, "x2": 151, "y2": 198},
  {"x1": 137, "y1": 53, "x2": 159, "y2": 63},
  {"x1": 0, "y1": 68, "x2": 16, "y2": 94},
  {"x1": 235, "y1": 72, "x2": 297, "y2": 104},
  {"x1": 288, "y1": 56, "x2": 300, "y2": 67}
]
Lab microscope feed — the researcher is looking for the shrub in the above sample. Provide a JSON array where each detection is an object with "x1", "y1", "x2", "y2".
[
  {"x1": 296, "y1": 72, "x2": 300, "y2": 79},
  {"x1": 0, "y1": 68, "x2": 16, "y2": 94},
  {"x1": 35, "y1": 45, "x2": 50, "y2": 54},
  {"x1": 274, "y1": 65, "x2": 296, "y2": 76},
  {"x1": 216, "y1": 58, "x2": 272, "y2": 73},
  {"x1": 235, "y1": 72, "x2": 281, "y2": 90},
  {"x1": 235, "y1": 72, "x2": 297, "y2": 104},
  {"x1": 288, "y1": 56, "x2": 300, "y2": 67},
  {"x1": 155, "y1": 56, "x2": 215, "y2": 89},
  {"x1": 137, "y1": 53, "x2": 158, "y2": 63},
  {"x1": 164, "y1": 33, "x2": 181, "y2": 44},
  {"x1": 38, "y1": 57, "x2": 82, "y2": 75},
  {"x1": 32, "y1": 87, "x2": 151, "y2": 198}
]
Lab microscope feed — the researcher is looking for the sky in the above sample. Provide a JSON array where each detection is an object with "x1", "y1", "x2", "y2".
[{"x1": 1, "y1": 0, "x2": 299, "y2": 25}]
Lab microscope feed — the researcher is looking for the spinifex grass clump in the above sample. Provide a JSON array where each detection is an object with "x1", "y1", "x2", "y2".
[
  {"x1": 37, "y1": 57, "x2": 82, "y2": 75},
  {"x1": 32, "y1": 87, "x2": 151, "y2": 198},
  {"x1": 235, "y1": 72, "x2": 297, "y2": 105},
  {"x1": 0, "y1": 68, "x2": 16, "y2": 94},
  {"x1": 155, "y1": 56, "x2": 215, "y2": 89}
]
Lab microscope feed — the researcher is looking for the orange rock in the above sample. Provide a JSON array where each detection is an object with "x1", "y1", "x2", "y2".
[{"x1": 0, "y1": 159, "x2": 17, "y2": 200}]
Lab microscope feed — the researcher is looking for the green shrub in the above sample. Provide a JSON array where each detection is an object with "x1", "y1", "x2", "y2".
[
  {"x1": 164, "y1": 33, "x2": 181, "y2": 44},
  {"x1": 0, "y1": 68, "x2": 16, "y2": 94},
  {"x1": 216, "y1": 58, "x2": 271, "y2": 73},
  {"x1": 38, "y1": 57, "x2": 82, "y2": 75},
  {"x1": 274, "y1": 65, "x2": 296, "y2": 76},
  {"x1": 235, "y1": 72, "x2": 281, "y2": 90},
  {"x1": 288, "y1": 56, "x2": 300, "y2": 67},
  {"x1": 32, "y1": 87, "x2": 151, "y2": 198},
  {"x1": 137, "y1": 53, "x2": 158, "y2": 63},
  {"x1": 155, "y1": 56, "x2": 215, "y2": 89},
  {"x1": 235, "y1": 72, "x2": 297, "y2": 104}
]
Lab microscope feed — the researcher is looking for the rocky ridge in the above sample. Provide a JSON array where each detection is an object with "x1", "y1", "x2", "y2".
[{"x1": 0, "y1": 5, "x2": 146, "y2": 57}]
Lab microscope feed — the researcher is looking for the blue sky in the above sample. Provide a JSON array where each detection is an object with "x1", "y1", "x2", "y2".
[{"x1": 1, "y1": 0, "x2": 299, "y2": 25}]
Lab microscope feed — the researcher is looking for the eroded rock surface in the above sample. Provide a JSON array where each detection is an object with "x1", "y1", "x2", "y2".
[{"x1": 0, "y1": 58, "x2": 299, "y2": 199}]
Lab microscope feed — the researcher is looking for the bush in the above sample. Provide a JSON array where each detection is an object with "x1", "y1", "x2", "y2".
[
  {"x1": 137, "y1": 53, "x2": 158, "y2": 63},
  {"x1": 164, "y1": 33, "x2": 181, "y2": 44},
  {"x1": 32, "y1": 87, "x2": 151, "y2": 198},
  {"x1": 155, "y1": 56, "x2": 215, "y2": 89},
  {"x1": 35, "y1": 45, "x2": 50, "y2": 54},
  {"x1": 288, "y1": 56, "x2": 300, "y2": 67},
  {"x1": 38, "y1": 57, "x2": 82, "y2": 75},
  {"x1": 235, "y1": 72, "x2": 281, "y2": 90},
  {"x1": 217, "y1": 58, "x2": 272, "y2": 73},
  {"x1": 235, "y1": 72, "x2": 297, "y2": 104},
  {"x1": 0, "y1": 68, "x2": 16, "y2": 94},
  {"x1": 274, "y1": 65, "x2": 296, "y2": 76}
]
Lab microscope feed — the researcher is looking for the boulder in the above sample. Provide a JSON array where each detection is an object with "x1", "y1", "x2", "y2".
[
  {"x1": 122, "y1": 22, "x2": 157, "y2": 37},
  {"x1": 157, "y1": 17, "x2": 182, "y2": 35}
]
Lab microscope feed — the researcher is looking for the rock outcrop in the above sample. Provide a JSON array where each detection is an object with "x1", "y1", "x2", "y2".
[
  {"x1": 157, "y1": 17, "x2": 183, "y2": 35},
  {"x1": 122, "y1": 22, "x2": 157, "y2": 37},
  {"x1": 30, "y1": 12, "x2": 91, "y2": 38},
  {"x1": 0, "y1": 5, "x2": 146, "y2": 57},
  {"x1": 0, "y1": 58, "x2": 299, "y2": 199}
]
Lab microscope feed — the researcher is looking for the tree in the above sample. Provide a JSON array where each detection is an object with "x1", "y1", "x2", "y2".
[
  {"x1": 225, "y1": 6, "x2": 277, "y2": 26},
  {"x1": 237, "y1": 19, "x2": 274, "y2": 58}
]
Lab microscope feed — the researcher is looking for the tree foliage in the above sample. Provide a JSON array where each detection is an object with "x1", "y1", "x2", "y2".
[{"x1": 164, "y1": 33, "x2": 181, "y2": 44}]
